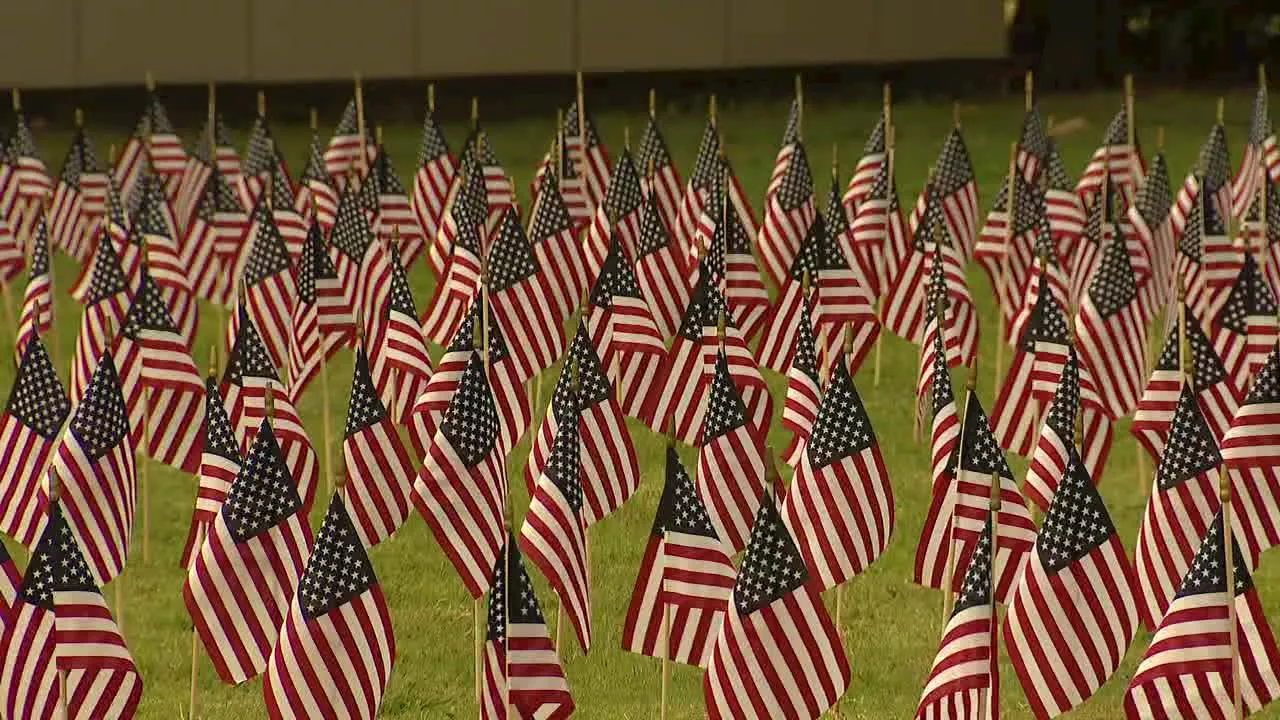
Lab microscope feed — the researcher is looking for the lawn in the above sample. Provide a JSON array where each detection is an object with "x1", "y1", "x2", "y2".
[{"x1": 9, "y1": 85, "x2": 1280, "y2": 718}]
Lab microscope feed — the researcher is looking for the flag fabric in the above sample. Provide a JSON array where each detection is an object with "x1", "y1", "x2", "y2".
[
  {"x1": 264, "y1": 493, "x2": 395, "y2": 720},
  {"x1": 343, "y1": 347, "x2": 416, "y2": 548},
  {"x1": 133, "y1": 174, "x2": 199, "y2": 347},
  {"x1": 69, "y1": 229, "x2": 132, "y2": 404},
  {"x1": 976, "y1": 168, "x2": 1050, "y2": 327},
  {"x1": 914, "y1": 516, "x2": 999, "y2": 720},
  {"x1": 113, "y1": 274, "x2": 205, "y2": 474},
  {"x1": 412, "y1": 105, "x2": 456, "y2": 277},
  {"x1": 470, "y1": 130, "x2": 517, "y2": 212},
  {"x1": 539, "y1": 127, "x2": 591, "y2": 226},
  {"x1": 1075, "y1": 230, "x2": 1146, "y2": 418},
  {"x1": 14, "y1": 217, "x2": 53, "y2": 362},
  {"x1": 765, "y1": 100, "x2": 800, "y2": 196},
  {"x1": 1215, "y1": 344, "x2": 1280, "y2": 567},
  {"x1": 480, "y1": 537, "x2": 575, "y2": 720},
  {"x1": 520, "y1": 380, "x2": 592, "y2": 652},
  {"x1": 362, "y1": 238, "x2": 434, "y2": 424},
  {"x1": 849, "y1": 143, "x2": 909, "y2": 297},
  {"x1": 527, "y1": 168, "x2": 587, "y2": 326},
  {"x1": 8, "y1": 109, "x2": 51, "y2": 200},
  {"x1": 562, "y1": 100, "x2": 612, "y2": 210},
  {"x1": 322, "y1": 99, "x2": 374, "y2": 181},
  {"x1": 816, "y1": 180, "x2": 881, "y2": 376},
  {"x1": 1133, "y1": 302, "x2": 1239, "y2": 462},
  {"x1": 114, "y1": 94, "x2": 186, "y2": 200},
  {"x1": 286, "y1": 224, "x2": 330, "y2": 403},
  {"x1": 487, "y1": 207, "x2": 564, "y2": 380},
  {"x1": 172, "y1": 117, "x2": 217, "y2": 230},
  {"x1": 912, "y1": 328, "x2": 961, "y2": 593},
  {"x1": 184, "y1": 419, "x2": 313, "y2": 685},
  {"x1": 912, "y1": 126, "x2": 981, "y2": 260},
  {"x1": 1069, "y1": 179, "x2": 1126, "y2": 311},
  {"x1": 1212, "y1": 252, "x2": 1279, "y2": 388},
  {"x1": 295, "y1": 129, "x2": 339, "y2": 236},
  {"x1": 704, "y1": 493, "x2": 851, "y2": 720},
  {"x1": 182, "y1": 166, "x2": 240, "y2": 306},
  {"x1": 621, "y1": 447, "x2": 735, "y2": 667},
  {"x1": 697, "y1": 350, "x2": 769, "y2": 554},
  {"x1": 587, "y1": 238, "x2": 667, "y2": 421},
  {"x1": 369, "y1": 145, "x2": 427, "y2": 268},
  {"x1": 1016, "y1": 107, "x2": 1051, "y2": 182},
  {"x1": 782, "y1": 351, "x2": 894, "y2": 589},
  {"x1": 238, "y1": 115, "x2": 294, "y2": 212},
  {"x1": 843, "y1": 111, "x2": 886, "y2": 212},
  {"x1": 1128, "y1": 151, "x2": 1175, "y2": 313},
  {"x1": 1172, "y1": 123, "x2": 1233, "y2": 242},
  {"x1": 1077, "y1": 106, "x2": 1142, "y2": 202},
  {"x1": 633, "y1": 196, "x2": 692, "y2": 339},
  {"x1": 48, "y1": 126, "x2": 105, "y2": 262},
  {"x1": 638, "y1": 113, "x2": 684, "y2": 237},
  {"x1": 412, "y1": 351, "x2": 507, "y2": 598},
  {"x1": 0, "y1": 540, "x2": 17, "y2": 618},
  {"x1": 421, "y1": 158, "x2": 486, "y2": 345},
  {"x1": 779, "y1": 291, "x2": 822, "y2": 468},
  {"x1": 1232, "y1": 83, "x2": 1280, "y2": 218},
  {"x1": 583, "y1": 149, "x2": 644, "y2": 283},
  {"x1": 180, "y1": 376, "x2": 242, "y2": 570},
  {"x1": 700, "y1": 174, "x2": 770, "y2": 342},
  {"x1": 527, "y1": 324, "x2": 641, "y2": 523},
  {"x1": 0, "y1": 336, "x2": 70, "y2": 550},
  {"x1": 675, "y1": 120, "x2": 721, "y2": 261},
  {"x1": 0, "y1": 506, "x2": 142, "y2": 720},
  {"x1": 1004, "y1": 446, "x2": 1140, "y2": 719},
  {"x1": 1043, "y1": 140, "x2": 1089, "y2": 246},
  {"x1": 757, "y1": 140, "x2": 817, "y2": 289},
  {"x1": 1175, "y1": 176, "x2": 1229, "y2": 322},
  {"x1": 1245, "y1": 179, "x2": 1280, "y2": 294},
  {"x1": 50, "y1": 353, "x2": 136, "y2": 586},
  {"x1": 1125, "y1": 511, "x2": 1280, "y2": 718},
  {"x1": 227, "y1": 200, "x2": 297, "y2": 371}
]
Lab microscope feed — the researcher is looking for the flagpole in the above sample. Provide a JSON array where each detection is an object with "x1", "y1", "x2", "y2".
[
  {"x1": 873, "y1": 84, "x2": 892, "y2": 388},
  {"x1": 474, "y1": 157, "x2": 490, "y2": 707},
  {"x1": 795, "y1": 73, "x2": 804, "y2": 138},
  {"x1": 943, "y1": 357, "x2": 977, "y2": 623},
  {"x1": 576, "y1": 71, "x2": 588, "y2": 205},
  {"x1": 995, "y1": 142, "x2": 1018, "y2": 389},
  {"x1": 1222, "y1": 459, "x2": 1242, "y2": 718},
  {"x1": 1124, "y1": 73, "x2": 1136, "y2": 174},
  {"x1": 983, "y1": 466, "x2": 1001, "y2": 720},
  {"x1": 354, "y1": 73, "x2": 368, "y2": 177}
]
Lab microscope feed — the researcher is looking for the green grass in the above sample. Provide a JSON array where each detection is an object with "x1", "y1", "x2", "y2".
[{"x1": 12, "y1": 88, "x2": 1280, "y2": 718}]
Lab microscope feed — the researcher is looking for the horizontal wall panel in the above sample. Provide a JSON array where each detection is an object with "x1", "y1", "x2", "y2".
[
  {"x1": 726, "y1": 0, "x2": 877, "y2": 68},
  {"x1": 79, "y1": 0, "x2": 251, "y2": 85},
  {"x1": 0, "y1": 1, "x2": 77, "y2": 87},
  {"x1": 416, "y1": 0, "x2": 574, "y2": 76},
  {"x1": 579, "y1": 0, "x2": 726, "y2": 71},
  {"x1": 873, "y1": 0, "x2": 1005, "y2": 61},
  {"x1": 252, "y1": 0, "x2": 414, "y2": 81}
]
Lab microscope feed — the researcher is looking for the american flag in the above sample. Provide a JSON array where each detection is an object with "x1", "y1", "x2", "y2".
[
  {"x1": 587, "y1": 238, "x2": 667, "y2": 421},
  {"x1": 540, "y1": 127, "x2": 592, "y2": 226},
  {"x1": 322, "y1": 99, "x2": 374, "y2": 181},
  {"x1": 362, "y1": 239, "x2": 433, "y2": 424},
  {"x1": 406, "y1": 297, "x2": 529, "y2": 457},
  {"x1": 757, "y1": 220, "x2": 836, "y2": 374},
  {"x1": 528, "y1": 169, "x2": 587, "y2": 326},
  {"x1": 295, "y1": 125, "x2": 339, "y2": 233},
  {"x1": 699, "y1": 175, "x2": 770, "y2": 342},
  {"x1": 412, "y1": 351, "x2": 506, "y2": 597},
  {"x1": 843, "y1": 111, "x2": 886, "y2": 212},
  {"x1": 918, "y1": 243, "x2": 959, "y2": 410},
  {"x1": 914, "y1": 516, "x2": 998, "y2": 720},
  {"x1": 325, "y1": 183, "x2": 371, "y2": 343},
  {"x1": 1134, "y1": 383, "x2": 1229, "y2": 628},
  {"x1": 68, "y1": 174, "x2": 131, "y2": 306},
  {"x1": 913, "y1": 318, "x2": 962, "y2": 593},
  {"x1": 911, "y1": 127, "x2": 981, "y2": 260},
  {"x1": 1043, "y1": 139, "x2": 1089, "y2": 245},
  {"x1": 1196, "y1": 176, "x2": 1242, "y2": 294},
  {"x1": 675, "y1": 119, "x2": 723, "y2": 261},
  {"x1": 527, "y1": 324, "x2": 640, "y2": 523},
  {"x1": 221, "y1": 308, "x2": 320, "y2": 511},
  {"x1": 583, "y1": 149, "x2": 645, "y2": 283},
  {"x1": 1076, "y1": 230, "x2": 1146, "y2": 418},
  {"x1": 562, "y1": 100, "x2": 612, "y2": 210},
  {"x1": 704, "y1": 492, "x2": 851, "y2": 719},
  {"x1": 14, "y1": 217, "x2": 52, "y2": 361},
  {"x1": 779, "y1": 291, "x2": 821, "y2": 468},
  {"x1": 422, "y1": 161, "x2": 486, "y2": 346},
  {"x1": 8, "y1": 109, "x2": 51, "y2": 200},
  {"x1": 114, "y1": 94, "x2": 186, "y2": 200},
  {"x1": 264, "y1": 493, "x2": 395, "y2": 720},
  {"x1": 0, "y1": 506, "x2": 142, "y2": 720},
  {"x1": 69, "y1": 234, "x2": 131, "y2": 404},
  {"x1": 183, "y1": 168, "x2": 235, "y2": 306},
  {"x1": 343, "y1": 347, "x2": 416, "y2": 547},
  {"x1": 184, "y1": 418, "x2": 313, "y2": 685},
  {"x1": 1125, "y1": 511, "x2": 1280, "y2": 718},
  {"x1": 782, "y1": 350, "x2": 894, "y2": 589},
  {"x1": 1023, "y1": 346, "x2": 1115, "y2": 514},
  {"x1": 48, "y1": 125, "x2": 106, "y2": 262},
  {"x1": 1215, "y1": 344, "x2": 1280, "y2": 567},
  {"x1": 0, "y1": 538, "x2": 16, "y2": 616},
  {"x1": 286, "y1": 224, "x2": 328, "y2": 402},
  {"x1": 1172, "y1": 123, "x2": 1233, "y2": 242},
  {"x1": 975, "y1": 169, "x2": 1049, "y2": 326},
  {"x1": 1129, "y1": 151, "x2": 1175, "y2": 310},
  {"x1": 180, "y1": 375, "x2": 242, "y2": 570},
  {"x1": 765, "y1": 99, "x2": 800, "y2": 198},
  {"x1": 114, "y1": 274, "x2": 205, "y2": 474},
  {"x1": 1004, "y1": 446, "x2": 1140, "y2": 719},
  {"x1": 369, "y1": 146, "x2": 427, "y2": 268},
  {"x1": 1232, "y1": 83, "x2": 1280, "y2": 218},
  {"x1": 227, "y1": 200, "x2": 296, "y2": 371},
  {"x1": 520, "y1": 379, "x2": 592, "y2": 652},
  {"x1": 621, "y1": 446, "x2": 735, "y2": 667},
  {"x1": 697, "y1": 349, "x2": 770, "y2": 553},
  {"x1": 1016, "y1": 106, "x2": 1051, "y2": 182},
  {"x1": 481, "y1": 537, "x2": 575, "y2": 720},
  {"x1": 172, "y1": 116, "x2": 217, "y2": 231},
  {"x1": 50, "y1": 352, "x2": 136, "y2": 585},
  {"x1": 1175, "y1": 177, "x2": 1225, "y2": 322},
  {"x1": 240, "y1": 113, "x2": 296, "y2": 209},
  {"x1": 133, "y1": 174, "x2": 199, "y2": 346},
  {"x1": 412, "y1": 105, "x2": 456, "y2": 277},
  {"x1": 849, "y1": 144, "x2": 907, "y2": 297},
  {"x1": 1212, "y1": 253, "x2": 1278, "y2": 388},
  {"x1": 1069, "y1": 180, "x2": 1124, "y2": 309},
  {"x1": 633, "y1": 197, "x2": 691, "y2": 340},
  {"x1": 1133, "y1": 302, "x2": 1239, "y2": 462},
  {"x1": 487, "y1": 207, "x2": 564, "y2": 381},
  {"x1": 757, "y1": 131, "x2": 816, "y2": 289},
  {"x1": 470, "y1": 129, "x2": 517, "y2": 211},
  {"x1": 816, "y1": 177, "x2": 881, "y2": 375},
  {"x1": 1245, "y1": 179, "x2": 1280, "y2": 293},
  {"x1": 1077, "y1": 105, "x2": 1142, "y2": 203},
  {"x1": 638, "y1": 113, "x2": 684, "y2": 237},
  {"x1": 0, "y1": 336, "x2": 70, "y2": 550}
]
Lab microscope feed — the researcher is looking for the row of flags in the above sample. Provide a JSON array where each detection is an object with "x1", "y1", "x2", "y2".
[{"x1": 0, "y1": 72, "x2": 1277, "y2": 719}]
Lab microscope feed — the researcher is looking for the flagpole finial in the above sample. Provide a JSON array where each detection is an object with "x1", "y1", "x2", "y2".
[
  {"x1": 1217, "y1": 97, "x2": 1226, "y2": 125},
  {"x1": 623, "y1": 126, "x2": 631, "y2": 152},
  {"x1": 1024, "y1": 70, "x2": 1034, "y2": 112},
  {"x1": 108, "y1": 143, "x2": 117, "y2": 165},
  {"x1": 844, "y1": 321, "x2": 854, "y2": 356},
  {"x1": 570, "y1": 354, "x2": 580, "y2": 394},
  {"x1": 264, "y1": 389, "x2": 275, "y2": 424},
  {"x1": 470, "y1": 97, "x2": 479, "y2": 129},
  {"x1": 309, "y1": 108, "x2": 318, "y2": 133},
  {"x1": 1156, "y1": 126, "x2": 1165, "y2": 151},
  {"x1": 965, "y1": 356, "x2": 978, "y2": 391},
  {"x1": 717, "y1": 308, "x2": 727, "y2": 343},
  {"x1": 10, "y1": 88, "x2": 18, "y2": 112},
  {"x1": 709, "y1": 94, "x2": 717, "y2": 125},
  {"x1": 648, "y1": 88, "x2": 656, "y2": 119},
  {"x1": 989, "y1": 471, "x2": 1002, "y2": 512},
  {"x1": 801, "y1": 270, "x2": 810, "y2": 296},
  {"x1": 1123, "y1": 73, "x2": 1134, "y2": 98},
  {"x1": 375, "y1": 125, "x2": 384, "y2": 147},
  {"x1": 74, "y1": 108, "x2": 84, "y2": 128},
  {"x1": 257, "y1": 91, "x2": 266, "y2": 118},
  {"x1": 208, "y1": 344, "x2": 218, "y2": 379},
  {"x1": 1260, "y1": 63, "x2": 1268, "y2": 89},
  {"x1": 952, "y1": 101, "x2": 962, "y2": 129},
  {"x1": 427, "y1": 83, "x2": 436, "y2": 113},
  {"x1": 145, "y1": 72, "x2": 155, "y2": 92}
]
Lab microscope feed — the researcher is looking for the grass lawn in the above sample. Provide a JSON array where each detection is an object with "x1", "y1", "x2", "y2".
[{"x1": 10, "y1": 86, "x2": 1280, "y2": 718}]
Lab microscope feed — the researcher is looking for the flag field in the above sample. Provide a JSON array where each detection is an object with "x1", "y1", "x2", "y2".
[{"x1": 8, "y1": 87, "x2": 1280, "y2": 718}]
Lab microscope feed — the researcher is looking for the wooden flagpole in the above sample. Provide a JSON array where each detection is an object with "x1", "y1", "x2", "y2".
[
  {"x1": 995, "y1": 142, "x2": 1018, "y2": 388},
  {"x1": 982, "y1": 466, "x2": 1001, "y2": 720},
  {"x1": 1025, "y1": 70, "x2": 1034, "y2": 113},
  {"x1": 659, "y1": 423, "x2": 674, "y2": 720},
  {"x1": 187, "y1": 346, "x2": 219, "y2": 720},
  {"x1": 314, "y1": 200, "x2": 335, "y2": 499},
  {"x1": 138, "y1": 122, "x2": 155, "y2": 565},
  {"x1": 428, "y1": 82, "x2": 435, "y2": 114},
  {"x1": 355, "y1": 74, "x2": 368, "y2": 176},
  {"x1": 943, "y1": 357, "x2": 978, "y2": 623},
  {"x1": 649, "y1": 88, "x2": 656, "y2": 120},
  {"x1": 872, "y1": 84, "x2": 892, "y2": 388},
  {"x1": 1124, "y1": 73, "x2": 1136, "y2": 156},
  {"x1": 795, "y1": 73, "x2": 803, "y2": 137},
  {"x1": 474, "y1": 158, "x2": 489, "y2": 706},
  {"x1": 953, "y1": 101, "x2": 962, "y2": 129},
  {"x1": 1223, "y1": 461, "x2": 1243, "y2": 720}
]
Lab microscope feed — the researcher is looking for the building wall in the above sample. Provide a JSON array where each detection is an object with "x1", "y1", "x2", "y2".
[{"x1": 0, "y1": 0, "x2": 1006, "y2": 88}]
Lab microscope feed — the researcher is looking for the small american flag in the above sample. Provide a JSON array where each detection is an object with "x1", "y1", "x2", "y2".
[
  {"x1": 172, "y1": 118, "x2": 216, "y2": 231},
  {"x1": 50, "y1": 352, "x2": 136, "y2": 585},
  {"x1": 1125, "y1": 511, "x2": 1280, "y2": 718},
  {"x1": 8, "y1": 109, "x2": 51, "y2": 200},
  {"x1": 286, "y1": 224, "x2": 328, "y2": 402},
  {"x1": 914, "y1": 318, "x2": 962, "y2": 593},
  {"x1": 587, "y1": 238, "x2": 667, "y2": 421},
  {"x1": 1043, "y1": 139, "x2": 1089, "y2": 245},
  {"x1": 184, "y1": 419, "x2": 313, "y2": 685},
  {"x1": 481, "y1": 536, "x2": 575, "y2": 720},
  {"x1": 326, "y1": 184, "x2": 371, "y2": 342},
  {"x1": 527, "y1": 324, "x2": 640, "y2": 523},
  {"x1": 183, "y1": 168, "x2": 235, "y2": 306},
  {"x1": 412, "y1": 105, "x2": 456, "y2": 277},
  {"x1": 362, "y1": 239, "x2": 433, "y2": 423},
  {"x1": 264, "y1": 493, "x2": 395, "y2": 720},
  {"x1": 1075, "y1": 230, "x2": 1147, "y2": 418},
  {"x1": 239, "y1": 114, "x2": 293, "y2": 210},
  {"x1": 911, "y1": 126, "x2": 981, "y2": 260},
  {"x1": 757, "y1": 222, "x2": 821, "y2": 373},
  {"x1": 757, "y1": 134, "x2": 816, "y2": 289},
  {"x1": 638, "y1": 113, "x2": 684, "y2": 237},
  {"x1": 1129, "y1": 151, "x2": 1175, "y2": 310},
  {"x1": 676, "y1": 120, "x2": 722, "y2": 261},
  {"x1": 818, "y1": 173, "x2": 882, "y2": 375},
  {"x1": 850, "y1": 149, "x2": 907, "y2": 297},
  {"x1": 1077, "y1": 105, "x2": 1143, "y2": 203},
  {"x1": 545, "y1": 127, "x2": 592, "y2": 225},
  {"x1": 914, "y1": 516, "x2": 998, "y2": 720},
  {"x1": 697, "y1": 349, "x2": 770, "y2": 553},
  {"x1": 765, "y1": 99, "x2": 800, "y2": 198},
  {"x1": 621, "y1": 446, "x2": 735, "y2": 667},
  {"x1": 583, "y1": 149, "x2": 645, "y2": 282},
  {"x1": 115, "y1": 94, "x2": 185, "y2": 200},
  {"x1": 422, "y1": 162, "x2": 486, "y2": 346},
  {"x1": 322, "y1": 99, "x2": 374, "y2": 181},
  {"x1": 470, "y1": 130, "x2": 517, "y2": 211},
  {"x1": 370, "y1": 146, "x2": 427, "y2": 268},
  {"x1": 227, "y1": 200, "x2": 297, "y2": 371},
  {"x1": 700, "y1": 177, "x2": 770, "y2": 342},
  {"x1": 1016, "y1": 107, "x2": 1051, "y2": 182},
  {"x1": 704, "y1": 492, "x2": 851, "y2": 719},
  {"x1": 0, "y1": 506, "x2": 142, "y2": 720},
  {"x1": 1214, "y1": 343, "x2": 1280, "y2": 567},
  {"x1": 14, "y1": 217, "x2": 52, "y2": 361},
  {"x1": 782, "y1": 351, "x2": 894, "y2": 588},
  {"x1": 528, "y1": 168, "x2": 587, "y2": 326},
  {"x1": 295, "y1": 126, "x2": 339, "y2": 233},
  {"x1": 975, "y1": 170, "x2": 1049, "y2": 326},
  {"x1": 1004, "y1": 446, "x2": 1140, "y2": 719},
  {"x1": 1232, "y1": 83, "x2": 1279, "y2": 218},
  {"x1": 48, "y1": 126, "x2": 105, "y2": 263},
  {"x1": 1174, "y1": 178, "x2": 1223, "y2": 322},
  {"x1": 779, "y1": 292, "x2": 821, "y2": 468},
  {"x1": 633, "y1": 197, "x2": 691, "y2": 340},
  {"x1": 520, "y1": 379, "x2": 593, "y2": 651},
  {"x1": 1245, "y1": 179, "x2": 1280, "y2": 292},
  {"x1": 1172, "y1": 123, "x2": 1233, "y2": 242},
  {"x1": 180, "y1": 375, "x2": 242, "y2": 570},
  {"x1": 1213, "y1": 253, "x2": 1279, "y2": 388},
  {"x1": 843, "y1": 111, "x2": 886, "y2": 212},
  {"x1": 0, "y1": 537, "x2": 17, "y2": 616},
  {"x1": 412, "y1": 351, "x2": 507, "y2": 597},
  {"x1": 69, "y1": 234, "x2": 131, "y2": 404},
  {"x1": 562, "y1": 100, "x2": 612, "y2": 210},
  {"x1": 0, "y1": 336, "x2": 70, "y2": 550},
  {"x1": 487, "y1": 207, "x2": 564, "y2": 380},
  {"x1": 132, "y1": 174, "x2": 198, "y2": 346},
  {"x1": 343, "y1": 346, "x2": 416, "y2": 547}
]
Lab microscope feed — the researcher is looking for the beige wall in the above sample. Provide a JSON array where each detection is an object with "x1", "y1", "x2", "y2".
[{"x1": 0, "y1": 0, "x2": 1006, "y2": 88}]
